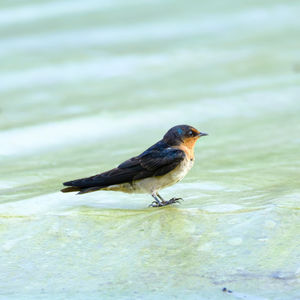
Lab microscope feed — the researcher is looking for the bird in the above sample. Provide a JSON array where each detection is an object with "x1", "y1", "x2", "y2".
[{"x1": 61, "y1": 124, "x2": 208, "y2": 207}]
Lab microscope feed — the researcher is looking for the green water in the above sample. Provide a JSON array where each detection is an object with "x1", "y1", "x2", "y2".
[{"x1": 1, "y1": 0, "x2": 300, "y2": 299}]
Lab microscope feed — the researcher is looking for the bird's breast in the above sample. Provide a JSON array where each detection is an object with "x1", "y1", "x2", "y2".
[
  {"x1": 170, "y1": 155, "x2": 194, "y2": 182},
  {"x1": 132, "y1": 155, "x2": 194, "y2": 193}
]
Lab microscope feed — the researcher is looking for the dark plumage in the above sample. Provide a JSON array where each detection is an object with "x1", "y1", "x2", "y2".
[
  {"x1": 62, "y1": 140, "x2": 184, "y2": 194},
  {"x1": 61, "y1": 125, "x2": 208, "y2": 207}
]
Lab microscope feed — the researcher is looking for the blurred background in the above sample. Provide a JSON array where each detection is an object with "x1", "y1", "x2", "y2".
[{"x1": 0, "y1": 0, "x2": 299, "y2": 299}]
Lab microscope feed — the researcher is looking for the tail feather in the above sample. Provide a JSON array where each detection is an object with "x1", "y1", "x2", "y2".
[
  {"x1": 77, "y1": 186, "x2": 103, "y2": 194},
  {"x1": 61, "y1": 184, "x2": 104, "y2": 194},
  {"x1": 61, "y1": 165, "x2": 139, "y2": 194},
  {"x1": 61, "y1": 186, "x2": 81, "y2": 193}
]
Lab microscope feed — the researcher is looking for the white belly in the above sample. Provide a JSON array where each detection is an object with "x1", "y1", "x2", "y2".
[{"x1": 103, "y1": 157, "x2": 194, "y2": 194}]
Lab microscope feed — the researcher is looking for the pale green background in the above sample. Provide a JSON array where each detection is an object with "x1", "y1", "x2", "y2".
[{"x1": 0, "y1": 0, "x2": 299, "y2": 299}]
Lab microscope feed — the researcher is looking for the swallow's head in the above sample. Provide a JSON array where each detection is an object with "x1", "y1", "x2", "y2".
[{"x1": 163, "y1": 125, "x2": 208, "y2": 147}]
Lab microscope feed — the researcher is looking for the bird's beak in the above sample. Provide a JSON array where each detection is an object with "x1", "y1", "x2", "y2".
[{"x1": 198, "y1": 132, "x2": 208, "y2": 137}]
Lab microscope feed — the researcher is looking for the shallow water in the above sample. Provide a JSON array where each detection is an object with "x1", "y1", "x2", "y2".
[{"x1": 0, "y1": 0, "x2": 300, "y2": 299}]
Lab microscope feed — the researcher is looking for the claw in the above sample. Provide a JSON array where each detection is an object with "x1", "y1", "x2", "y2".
[
  {"x1": 159, "y1": 198, "x2": 183, "y2": 206},
  {"x1": 168, "y1": 197, "x2": 183, "y2": 204}
]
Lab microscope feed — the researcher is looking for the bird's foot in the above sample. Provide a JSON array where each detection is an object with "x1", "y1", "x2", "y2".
[
  {"x1": 163, "y1": 197, "x2": 183, "y2": 206},
  {"x1": 148, "y1": 198, "x2": 183, "y2": 207}
]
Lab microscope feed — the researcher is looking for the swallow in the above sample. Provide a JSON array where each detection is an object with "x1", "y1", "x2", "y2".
[{"x1": 61, "y1": 124, "x2": 208, "y2": 207}]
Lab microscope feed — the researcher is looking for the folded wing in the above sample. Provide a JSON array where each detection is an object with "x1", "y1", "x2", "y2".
[{"x1": 61, "y1": 141, "x2": 185, "y2": 194}]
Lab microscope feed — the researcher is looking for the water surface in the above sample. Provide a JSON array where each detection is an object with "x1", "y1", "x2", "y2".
[{"x1": 0, "y1": 0, "x2": 300, "y2": 299}]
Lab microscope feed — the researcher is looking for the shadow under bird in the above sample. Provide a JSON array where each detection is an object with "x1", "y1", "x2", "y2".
[{"x1": 61, "y1": 125, "x2": 208, "y2": 207}]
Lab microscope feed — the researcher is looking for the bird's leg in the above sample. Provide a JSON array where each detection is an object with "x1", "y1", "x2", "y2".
[
  {"x1": 157, "y1": 193, "x2": 166, "y2": 202},
  {"x1": 149, "y1": 192, "x2": 162, "y2": 207}
]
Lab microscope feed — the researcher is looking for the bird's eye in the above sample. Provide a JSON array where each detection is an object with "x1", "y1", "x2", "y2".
[{"x1": 188, "y1": 130, "x2": 194, "y2": 136}]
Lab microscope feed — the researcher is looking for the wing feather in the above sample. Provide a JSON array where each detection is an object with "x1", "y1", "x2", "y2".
[{"x1": 62, "y1": 141, "x2": 185, "y2": 190}]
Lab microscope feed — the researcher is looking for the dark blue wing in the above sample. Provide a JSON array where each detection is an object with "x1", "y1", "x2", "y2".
[
  {"x1": 63, "y1": 140, "x2": 185, "y2": 189},
  {"x1": 139, "y1": 147, "x2": 184, "y2": 172}
]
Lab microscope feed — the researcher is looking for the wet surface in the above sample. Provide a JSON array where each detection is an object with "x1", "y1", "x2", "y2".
[{"x1": 0, "y1": 0, "x2": 300, "y2": 299}]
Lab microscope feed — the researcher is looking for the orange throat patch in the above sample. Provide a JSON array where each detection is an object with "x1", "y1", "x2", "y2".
[{"x1": 176, "y1": 137, "x2": 199, "y2": 160}]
